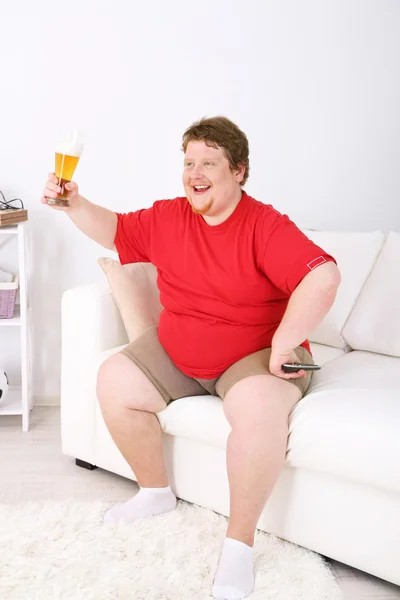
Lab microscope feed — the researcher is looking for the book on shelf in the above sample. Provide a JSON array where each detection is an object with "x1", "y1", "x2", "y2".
[{"x1": 0, "y1": 209, "x2": 28, "y2": 226}]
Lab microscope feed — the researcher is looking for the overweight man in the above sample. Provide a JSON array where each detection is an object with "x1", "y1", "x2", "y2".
[{"x1": 42, "y1": 116, "x2": 340, "y2": 599}]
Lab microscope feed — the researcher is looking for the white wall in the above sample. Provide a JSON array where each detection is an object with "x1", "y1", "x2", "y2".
[{"x1": 0, "y1": 0, "x2": 399, "y2": 399}]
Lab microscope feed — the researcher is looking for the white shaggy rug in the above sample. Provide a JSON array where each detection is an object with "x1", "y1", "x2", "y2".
[{"x1": 0, "y1": 500, "x2": 343, "y2": 600}]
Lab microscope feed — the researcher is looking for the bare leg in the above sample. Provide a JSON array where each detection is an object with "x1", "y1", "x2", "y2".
[
  {"x1": 97, "y1": 353, "x2": 176, "y2": 523},
  {"x1": 224, "y1": 374, "x2": 301, "y2": 546},
  {"x1": 212, "y1": 374, "x2": 301, "y2": 599}
]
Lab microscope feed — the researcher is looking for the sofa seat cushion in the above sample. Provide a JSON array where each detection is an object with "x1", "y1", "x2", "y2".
[
  {"x1": 287, "y1": 351, "x2": 400, "y2": 493},
  {"x1": 158, "y1": 351, "x2": 400, "y2": 494},
  {"x1": 306, "y1": 349, "x2": 399, "y2": 394}
]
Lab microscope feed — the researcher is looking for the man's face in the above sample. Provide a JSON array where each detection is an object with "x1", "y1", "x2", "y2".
[{"x1": 182, "y1": 141, "x2": 243, "y2": 217}]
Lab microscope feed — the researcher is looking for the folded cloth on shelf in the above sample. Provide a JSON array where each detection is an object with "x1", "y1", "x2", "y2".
[{"x1": 0, "y1": 268, "x2": 13, "y2": 284}]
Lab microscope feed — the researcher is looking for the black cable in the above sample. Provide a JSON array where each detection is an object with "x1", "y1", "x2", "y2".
[{"x1": 0, "y1": 190, "x2": 24, "y2": 210}]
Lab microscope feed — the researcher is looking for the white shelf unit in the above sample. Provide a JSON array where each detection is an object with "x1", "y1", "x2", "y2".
[{"x1": 0, "y1": 223, "x2": 33, "y2": 431}]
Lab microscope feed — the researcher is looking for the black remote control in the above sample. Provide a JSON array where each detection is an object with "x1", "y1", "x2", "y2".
[{"x1": 282, "y1": 363, "x2": 321, "y2": 373}]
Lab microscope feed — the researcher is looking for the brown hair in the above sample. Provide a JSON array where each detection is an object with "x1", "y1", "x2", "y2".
[{"x1": 182, "y1": 116, "x2": 250, "y2": 185}]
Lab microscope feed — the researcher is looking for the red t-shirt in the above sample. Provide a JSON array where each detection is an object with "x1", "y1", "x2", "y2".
[{"x1": 115, "y1": 192, "x2": 336, "y2": 379}]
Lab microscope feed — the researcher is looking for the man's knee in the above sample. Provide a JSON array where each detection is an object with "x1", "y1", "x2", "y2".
[
  {"x1": 223, "y1": 374, "x2": 301, "y2": 427},
  {"x1": 96, "y1": 353, "x2": 166, "y2": 413}
]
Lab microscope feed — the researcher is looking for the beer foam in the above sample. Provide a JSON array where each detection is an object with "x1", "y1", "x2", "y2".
[{"x1": 55, "y1": 140, "x2": 84, "y2": 157}]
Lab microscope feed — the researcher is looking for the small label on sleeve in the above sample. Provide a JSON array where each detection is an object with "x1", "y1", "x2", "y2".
[{"x1": 307, "y1": 256, "x2": 327, "y2": 270}]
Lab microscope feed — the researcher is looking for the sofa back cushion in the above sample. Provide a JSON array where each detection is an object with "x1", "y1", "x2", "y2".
[
  {"x1": 302, "y1": 230, "x2": 385, "y2": 349},
  {"x1": 342, "y1": 231, "x2": 400, "y2": 356}
]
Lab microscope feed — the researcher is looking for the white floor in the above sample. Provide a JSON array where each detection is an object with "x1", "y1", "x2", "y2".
[{"x1": 1, "y1": 406, "x2": 399, "y2": 600}]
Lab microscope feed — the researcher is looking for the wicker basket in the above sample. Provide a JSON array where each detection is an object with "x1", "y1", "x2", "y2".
[{"x1": 0, "y1": 274, "x2": 19, "y2": 319}]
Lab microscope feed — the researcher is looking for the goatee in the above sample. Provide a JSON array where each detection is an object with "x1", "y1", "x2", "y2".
[{"x1": 188, "y1": 196, "x2": 214, "y2": 215}]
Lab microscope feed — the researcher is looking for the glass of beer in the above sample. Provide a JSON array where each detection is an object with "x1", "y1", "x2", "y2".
[{"x1": 48, "y1": 128, "x2": 84, "y2": 207}]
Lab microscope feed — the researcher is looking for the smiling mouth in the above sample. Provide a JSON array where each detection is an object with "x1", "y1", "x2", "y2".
[{"x1": 193, "y1": 185, "x2": 211, "y2": 194}]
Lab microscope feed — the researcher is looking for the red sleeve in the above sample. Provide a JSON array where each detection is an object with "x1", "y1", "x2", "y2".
[
  {"x1": 262, "y1": 215, "x2": 337, "y2": 294},
  {"x1": 114, "y1": 207, "x2": 153, "y2": 265}
]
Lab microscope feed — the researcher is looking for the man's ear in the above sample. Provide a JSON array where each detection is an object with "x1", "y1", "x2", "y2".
[{"x1": 235, "y1": 164, "x2": 246, "y2": 183}]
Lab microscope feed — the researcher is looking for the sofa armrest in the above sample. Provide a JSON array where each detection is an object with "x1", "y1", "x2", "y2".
[
  {"x1": 60, "y1": 281, "x2": 128, "y2": 463},
  {"x1": 62, "y1": 281, "x2": 129, "y2": 354}
]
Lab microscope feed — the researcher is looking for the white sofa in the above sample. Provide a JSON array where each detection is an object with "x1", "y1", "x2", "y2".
[{"x1": 60, "y1": 230, "x2": 400, "y2": 586}]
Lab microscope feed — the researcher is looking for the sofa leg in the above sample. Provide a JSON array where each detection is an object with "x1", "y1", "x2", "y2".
[{"x1": 75, "y1": 458, "x2": 97, "y2": 471}]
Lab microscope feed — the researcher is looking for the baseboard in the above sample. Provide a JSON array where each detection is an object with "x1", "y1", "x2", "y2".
[{"x1": 34, "y1": 394, "x2": 60, "y2": 406}]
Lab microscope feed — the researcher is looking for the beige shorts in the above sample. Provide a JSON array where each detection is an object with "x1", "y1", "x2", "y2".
[{"x1": 120, "y1": 326, "x2": 314, "y2": 403}]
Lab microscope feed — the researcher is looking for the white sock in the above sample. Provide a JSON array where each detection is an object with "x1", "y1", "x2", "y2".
[
  {"x1": 103, "y1": 485, "x2": 177, "y2": 525},
  {"x1": 212, "y1": 538, "x2": 254, "y2": 599}
]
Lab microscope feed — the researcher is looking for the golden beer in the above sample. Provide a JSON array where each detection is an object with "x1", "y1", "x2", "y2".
[
  {"x1": 55, "y1": 152, "x2": 80, "y2": 182},
  {"x1": 48, "y1": 134, "x2": 84, "y2": 207}
]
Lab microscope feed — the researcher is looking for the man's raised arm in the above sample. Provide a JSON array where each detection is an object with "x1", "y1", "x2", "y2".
[{"x1": 41, "y1": 174, "x2": 118, "y2": 251}]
